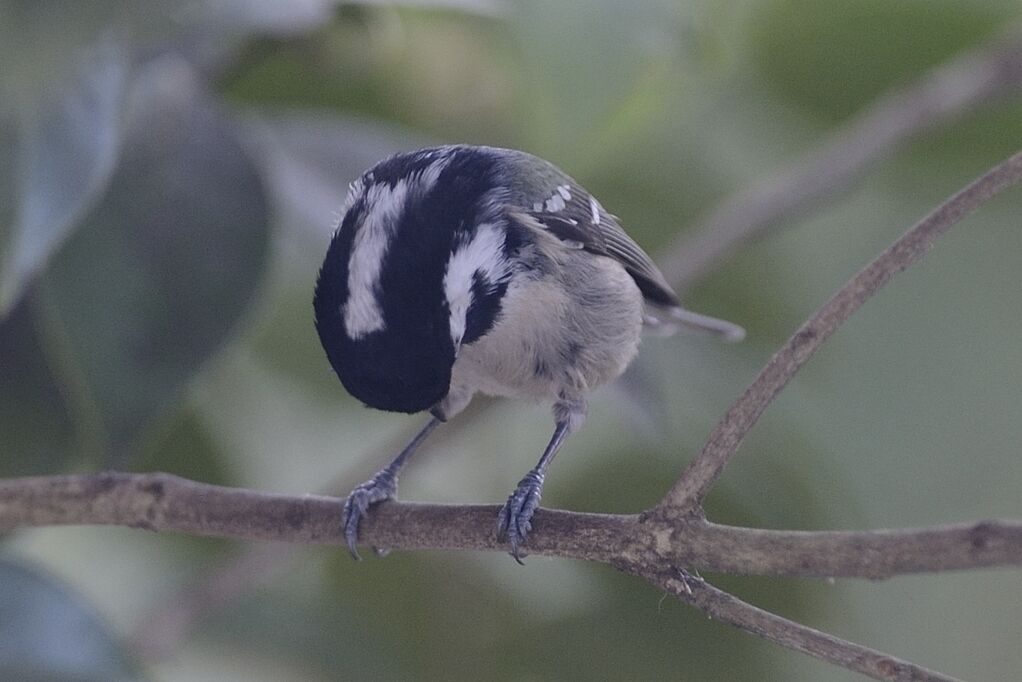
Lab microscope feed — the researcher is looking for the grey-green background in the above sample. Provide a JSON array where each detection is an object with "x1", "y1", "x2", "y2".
[{"x1": 2, "y1": 1, "x2": 1021, "y2": 680}]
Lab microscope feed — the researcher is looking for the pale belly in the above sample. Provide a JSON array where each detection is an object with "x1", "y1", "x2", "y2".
[{"x1": 447, "y1": 254, "x2": 644, "y2": 409}]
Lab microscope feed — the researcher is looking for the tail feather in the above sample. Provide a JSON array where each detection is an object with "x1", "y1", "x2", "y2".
[{"x1": 644, "y1": 306, "x2": 745, "y2": 342}]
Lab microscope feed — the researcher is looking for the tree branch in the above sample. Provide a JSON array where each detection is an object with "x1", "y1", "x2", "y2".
[
  {"x1": 2, "y1": 472, "x2": 1020, "y2": 579},
  {"x1": 659, "y1": 148, "x2": 1022, "y2": 513},
  {"x1": 660, "y1": 27, "x2": 1022, "y2": 293},
  {"x1": 3, "y1": 471, "x2": 1017, "y2": 681},
  {"x1": 647, "y1": 569, "x2": 963, "y2": 682},
  {"x1": 132, "y1": 400, "x2": 498, "y2": 661}
]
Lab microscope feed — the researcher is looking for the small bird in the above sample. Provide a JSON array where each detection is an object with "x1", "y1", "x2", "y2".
[{"x1": 313, "y1": 145, "x2": 742, "y2": 562}]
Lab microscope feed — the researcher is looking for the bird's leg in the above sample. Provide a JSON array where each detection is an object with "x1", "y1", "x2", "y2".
[
  {"x1": 342, "y1": 415, "x2": 442, "y2": 559},
  {"x1": 497, "y1": 399, "x2": 584, "y2": 563}
]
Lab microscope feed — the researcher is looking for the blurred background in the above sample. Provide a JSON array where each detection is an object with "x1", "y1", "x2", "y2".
[{"x1": 2, "y1": 1, "x2": 1022, "y2": 680}]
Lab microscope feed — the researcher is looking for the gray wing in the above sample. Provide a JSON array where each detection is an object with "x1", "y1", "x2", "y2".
[
  {"x1": 496, "y1": 147, "x2": 744, "y2": 341},
  {"x1": 496, "y1": 150, "x2": 680, "y2": 307}
]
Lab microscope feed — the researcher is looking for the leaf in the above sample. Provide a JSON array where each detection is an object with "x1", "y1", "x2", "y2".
[
  {"x1": 181, "y1": 0, "x2": 342, "y2": 34},
  {"x1": 0, "y1": 557, "x2": 142, "y2": 682},
  {"x1": 238, "y1": 112, "x2": 423, "y2": 244},
  {"x1": 42, "y1": 57, "x2": 271, "y2": 462},
  {"x1": 749, "y1": 0, "x2": 1015, "y2": 121},
  {"x1": 0, "y1": 30, "x2": 128, "y2": 315},
  {"x1": 508, "y1": 0, "x2": 685, "y2": 161},
  {"x1": 0, "y1": 292, "x2": 78, "y2": 476}
]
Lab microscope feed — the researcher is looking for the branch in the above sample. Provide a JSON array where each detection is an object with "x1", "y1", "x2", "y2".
[
  {"x1": 3, "y1": 472, "x2": 1016, "y2": 681},
  {"x1": 2, "y1": 472, "x2": 1020, "y2": 578},
  {"x1": 660, "y1": 27, "x2": 1022, "y2": 293},
  {"x1": 130, "y1": 401, "x2": 498, "y2": 661},
  {"x1": 647, "y1": 569, "x2": 962, "y2": 682},
  {"x1": 660, "y1": 148, "x2": 1022, "y2": 513}
]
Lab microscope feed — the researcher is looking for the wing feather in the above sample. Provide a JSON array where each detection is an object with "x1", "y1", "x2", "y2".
[
  {"x1": 514, "y1": 182, "x2": 680, "y2": 307},
  {"x1": 496, "y1": 147, "x2": 743, "y2": 340}
]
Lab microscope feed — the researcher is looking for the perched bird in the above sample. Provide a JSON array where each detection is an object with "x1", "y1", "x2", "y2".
[{"x1": 313, "y1": 145, "x2": 742, "y2": 562}]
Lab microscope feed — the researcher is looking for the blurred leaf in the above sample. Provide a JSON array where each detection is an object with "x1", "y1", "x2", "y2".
[
  {"x1": 209, "y1": 587, "x2": 412, "y2": 681},
  {"x1": 750, "y1": 0, "x2": 1018, "y2": 121},
  {"x1": 223, "y1": 8, "x2": 516, "y2": 145},
  {"x1": 239, "y1": 112, "x2": 423, "y2": 245},
  {"x1": 509, "y1": 0, "x2": 687, "y2": 161},
  {"x1": 0, "y1": 26, "x2": 127, "y2": 315},
  {"x1": 0, "y1": 0, "x2": 357, "y2": 318},
  {"x1": 41, "y1": 57, "x2": 270, "y2": 463},
  {"x1": 0, "y1": 557, "x2": 142, "y2": 682},
  {"x1": 0, "y1": 2, "x2": 130, "y2": 98},
  {"x1": 137, "y1": 407, "x2": 234, "y2": 487},
  {"x1": 180, "y1": 0, "x2": 504, "y2": 39},
  {"x1": 177, "y1": 0, "x2": 343, "y2": 35},
  {"x1": 0, "y1": 293, "x2": 78, "y2": 476}
]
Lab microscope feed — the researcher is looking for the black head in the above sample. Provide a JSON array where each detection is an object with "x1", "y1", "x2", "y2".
[{"x1": 313, "y1": 146, "x2": 518, "y2": 414}]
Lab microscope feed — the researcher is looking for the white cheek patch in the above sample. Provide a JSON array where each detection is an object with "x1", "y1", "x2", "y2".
[
  {"x1": 444, "y1": 222, "x2": 510, "y2": 346},
  {"x1": 343, "y1": 180, "x2": 409, "y2": 339}
]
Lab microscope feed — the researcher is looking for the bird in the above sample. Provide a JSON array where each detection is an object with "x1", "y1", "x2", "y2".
[{"x1": 313, "y1": 144, "x2": 743, "y2": 562}]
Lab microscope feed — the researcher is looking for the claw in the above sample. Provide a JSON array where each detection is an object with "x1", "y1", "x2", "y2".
[
  {"x1": 341, "y1": 470, "x2": 397, "y2": 560},
  {"x1": 496, "y1": 470, "x2": 544, "y2": 563}
]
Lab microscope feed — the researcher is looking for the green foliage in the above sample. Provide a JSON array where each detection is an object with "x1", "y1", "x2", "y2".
[
  {"x1": 0, "y1": 558, "x2": 141, "y2": 681},
  {"x1": 750, "y1": 0, "x2": 1014, "y2": 121},
  {"x1": 0, "y1": 12, "x2": 127, "y2": 314},
  {"x1": 42, "y1": 58, "x2": 270, "y2": 464}
]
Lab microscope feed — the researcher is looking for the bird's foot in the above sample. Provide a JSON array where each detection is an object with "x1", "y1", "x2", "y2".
[
  {"x1": 496, "y1": 469, "x2": 545, "y2": 564},
  {"x1": 342, "y1": 470, "x2": 398, "y2": 560}
]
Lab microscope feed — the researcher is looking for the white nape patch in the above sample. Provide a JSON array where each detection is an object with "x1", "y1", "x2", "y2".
[
  {"x1": 340, "y1": 155, "x2": 452, "y2": 340},
  {"x1": 444, "y1": 222, "x2": 510, "y2": 346},
  {"x1": 343, "y1": 179, "x2": 409, "y2": 339},
  {"x1": 332, "y1": 177, "x2": 366, "y2": 234},
  {"x1": 341, "y1": 177, "x2": 365, "y2": 214},
  {"x1": 589, "y1": 196, "x2": 600, "y2": 225},
  {"x1": 414, "y1": 153, "x2": 450, "y2": 195}
]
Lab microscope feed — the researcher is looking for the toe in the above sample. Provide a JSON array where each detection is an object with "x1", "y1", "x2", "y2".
[
  {"x1": 496, "y1": 476, "x2": 544, "y2": 562},
  {"x1": 342, "y1": 495, "x2": 365, "y2": 560},
  {"x1": 341, "y1": 476, "x2": 398, "y2": 561}
]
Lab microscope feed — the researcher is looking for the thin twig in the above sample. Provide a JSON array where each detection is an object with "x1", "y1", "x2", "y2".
[
  {"x1": 659, "y1": 149, "x2": 1022, "y2": 513},
  {"x1": 660, "y1": 27, "x2": 1022, "y2": 293},
  {"x1": 647, "y1": 569, "x2": 962, "y2": 682}
]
